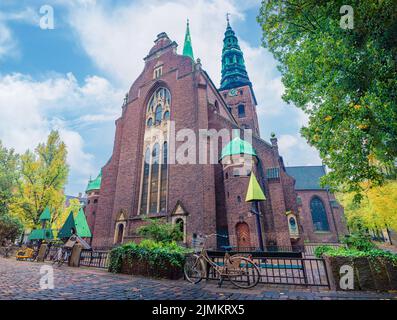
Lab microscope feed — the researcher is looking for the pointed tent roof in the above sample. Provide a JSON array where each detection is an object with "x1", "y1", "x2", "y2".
[
  {"x1": 220, "y1": 136, "x2": 257, "y2": 160},
  {"x1": 28, "y1": 229, "x2": 54, "y2": 241},
  {"x1": 182, "y1": 19, "x2": 194, "y2": 61},
  {"x1": 39, "y1": 207, "x2": 51, "y2": 221},
  {"x1": 75, "y1": 208, "x2": 92, "y2": 238},
  {"x1": 86, "y1": 170, "x2": 102, "y2": 192},
  {"x1": 220, "y1": 17, "x2": 251, "y2": 90},
  {"x1": 245, "y1": 173, "x2": 266, "y2": 202},
  {"x1": 58, "y1": 211, "x2": 76, "y2": 239}
]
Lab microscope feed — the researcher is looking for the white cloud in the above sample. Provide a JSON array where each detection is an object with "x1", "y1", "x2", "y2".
[
  {"x1": 278, "y1": 134, "x2": 321, "y2": 166},
  {"x1": 0, "y1": 72, "x2": 123, "y2": 194}
]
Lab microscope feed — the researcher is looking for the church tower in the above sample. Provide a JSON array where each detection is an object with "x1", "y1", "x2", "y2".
[{"x1": 219, "y1": 17, "x2": 260, "y2": 136}]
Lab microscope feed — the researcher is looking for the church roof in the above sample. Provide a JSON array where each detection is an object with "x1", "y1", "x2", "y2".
[
  {"x1": 221, "y1": 136, "x2": 257, "y2": 160},
  {"x1": 285, "y1": 166, "x2": 327, "y2": 190},
  {"x1": 86, "y1": 171, "x2": 102, "y2": 192},
  {"x1": 183, "y1": 19, "x2": 194, "y2": 60},
  {"x1": 220, "y1": 18, "x2": 251, "y2": 90}
]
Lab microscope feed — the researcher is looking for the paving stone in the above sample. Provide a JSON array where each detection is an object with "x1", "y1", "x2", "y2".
[{"x1": 0, "y1": 258, "x2": 396, "y2": 300}]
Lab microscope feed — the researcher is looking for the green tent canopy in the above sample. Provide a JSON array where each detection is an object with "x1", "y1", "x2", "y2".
[
  {"x1": 75, "y1": 208, "x2": 92, "y2": 238},
  {"x1": 245, "y1": 173, "x2": 266, "y2": 202},
  {"x1": 39, "y1": 207, "x2": 51, "y2": 221},
  {"x1": 58, "y1": 211, "x2": 76, "y2": 239},
  {"x1": 58, "y1": 210, "x2": 92, "y2": 239},
  {"x1": 28, "y1": 229, "x2": 54, "y2": 241}
]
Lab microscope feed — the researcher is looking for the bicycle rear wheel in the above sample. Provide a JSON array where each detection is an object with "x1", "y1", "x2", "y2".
[
  {"x1": 228, "y1": 257, "x2": 260, "y2": 289},
  {"x1": 184, "y1": 254, "x2": 206, "y2": 284}
]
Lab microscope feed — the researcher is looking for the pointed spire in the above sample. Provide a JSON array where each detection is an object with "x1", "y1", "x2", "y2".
[
  {"x1": 220, "y1": 16, "x2": 251, "y2": 90},
  {"x1": 183, "y1": 19, "x2": 194, "y2": 61},
  {"x1": 245, "y1": 173, "x2": 266, "y2": 202}
]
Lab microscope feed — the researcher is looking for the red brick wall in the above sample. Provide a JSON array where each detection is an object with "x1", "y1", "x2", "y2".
[{"x1": 296, "y1": 190, "x2": 348, "y2": 243}]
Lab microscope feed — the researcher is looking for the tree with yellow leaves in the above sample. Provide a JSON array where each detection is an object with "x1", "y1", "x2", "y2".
[
  {"x1": 52, "y1": 198, "x2": 81, "y2": 232},
  {"x1": 11, "y1": 131, "x2": 69, "y2": 228},
  {"x1": 337, "y1": 181, "x2": 397, "y2": 232}
]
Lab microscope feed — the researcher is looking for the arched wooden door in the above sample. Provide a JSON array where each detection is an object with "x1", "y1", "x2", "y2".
[{"x1": 236, "y1": 222, "x2": 251, "y2": 249}]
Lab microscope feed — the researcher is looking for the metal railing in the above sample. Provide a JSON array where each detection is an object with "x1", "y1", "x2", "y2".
[
  {"x1": 79, "y1": 250, "x2": 110, "y2": 269},
  {"x1": 303, "y1": 243, "x2": 344, "y2": 257},
  {"x1": 207, "y1": 252, "x2": 330, "y2": 287}
]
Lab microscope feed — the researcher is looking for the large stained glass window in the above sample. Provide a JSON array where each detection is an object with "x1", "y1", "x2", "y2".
[
  {"x1": 140, "y1": 87, "x2": 171, "y2": 215},
  {"x1": 310, "y1": 196, "x2": 330, "y2": 231}
]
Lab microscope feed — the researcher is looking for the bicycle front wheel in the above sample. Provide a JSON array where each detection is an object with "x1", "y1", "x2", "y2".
[
  {"x1": 184, "y1": 254, "x2": 206, "y2": 284},
  {"x1": 228, "y1": 257, "x2": 260, "y2": 289}
]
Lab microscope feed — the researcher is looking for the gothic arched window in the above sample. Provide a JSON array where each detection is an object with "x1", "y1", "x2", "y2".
[
  {"x1": 139, "y1": 87, "x2": 171, "y2": 215},
  {"x1": 310, "y1": 196, "x2": 330, "y2": 231}
]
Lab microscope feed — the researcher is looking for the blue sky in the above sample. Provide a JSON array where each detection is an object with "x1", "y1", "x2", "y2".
[{"x1": 0, "y1": 0, "x2": 321, "y2": 196}]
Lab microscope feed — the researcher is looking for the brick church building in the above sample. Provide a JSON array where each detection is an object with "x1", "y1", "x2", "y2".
[{"x1": 85, "y1": 19, "x2": 347, "y2": 249}]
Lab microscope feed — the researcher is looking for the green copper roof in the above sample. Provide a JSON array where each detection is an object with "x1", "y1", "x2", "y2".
[
  {"x1": 86, "y1": 170, "x2": 102, "y2": 192},
  {"x1": 58, "y1": 211, "x2": 76, "y2": 239},
  {"x1": 220, "y1": 18, "x2": 251, "y2": 90},
  {"x1": 39, "y1": 207, "x2": 51, "y2": 221},
  {"x1": 245, "y1": 173, "x2": 266, "y2": 202},
  {"x1": 221, "y1": 136, "x2": 257, "y2": 160},
  {"x1": 183, "y1": 19, "x2": 194, "y2": 60},
  {"x1": 28, "y1": 229, "x2": 54, "y2": 241},
  {"x1": 75, "y1": 208, "x2": 92, "y2": 238}
]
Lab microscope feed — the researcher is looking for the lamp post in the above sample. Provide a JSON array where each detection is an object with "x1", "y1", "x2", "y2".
[{"x1": 245, "y1": 173, "x2": 266, "y2": 251}]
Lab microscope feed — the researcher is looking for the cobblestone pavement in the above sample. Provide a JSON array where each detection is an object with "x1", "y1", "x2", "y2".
[{"x1": 1, "y1": 258, "x2": 396, "y2": 300}]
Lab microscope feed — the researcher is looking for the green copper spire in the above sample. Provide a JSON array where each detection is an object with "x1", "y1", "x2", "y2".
[
  {"x1": 245, "y1": 172, "x2": 266, "y2": 202},
  {"x1": 183, "y1": 19, "x2": 194, "y2": 61},
  {"x1": 86, "y1": 170, "x2": 102, "y2": 193},
  {"x1": 220, "y1": 16, "x2": 251, "y2": 90}
]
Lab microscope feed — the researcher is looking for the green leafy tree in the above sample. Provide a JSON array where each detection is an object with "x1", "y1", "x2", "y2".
[
  {"x1": 258, "y1": 0, "x2": 397, "y2": 198},
  {"x1": 0, "y1": 141, "x2": 20, "y2": 216},
  {"x1": 137, "y1": 218, "x2": 183, "y2": 243},
  {"x1": 0, "y1": 214, "x2": 23, "y2": 243},
  {"x1": 11, "y1": 131, "x2": 69, "y2": 227}
]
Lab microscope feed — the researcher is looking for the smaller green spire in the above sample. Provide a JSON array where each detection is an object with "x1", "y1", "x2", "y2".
[
  {"x1": 245, "y1": 173, "x2": 266, "y2": 202},
  {"x1": 183, "y1": 19, "x2": 194, "y2": 61}
]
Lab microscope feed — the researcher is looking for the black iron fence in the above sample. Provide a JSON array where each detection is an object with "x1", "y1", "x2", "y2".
[
  {"x1": 79, "y1": 250, "x2": 110, "y2": 269},
  {"x1": 303, "y1": 243, "x2": 344, "y2": 257},
  {"x1": 207, "y1": 252, "x2": 330, "y2": 287}
]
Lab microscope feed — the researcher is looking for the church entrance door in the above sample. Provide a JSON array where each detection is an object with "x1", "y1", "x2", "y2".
[{"x1": 236, "y1": 222, "x2": 251, "y2": 249}]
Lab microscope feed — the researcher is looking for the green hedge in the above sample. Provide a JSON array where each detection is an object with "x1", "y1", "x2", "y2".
[
  {"x1": 315, "y1": 245, "x2": 397, "y2": 266},
  {"x1": 108, "y1": 239, "x2": 190, "y2": 273}
]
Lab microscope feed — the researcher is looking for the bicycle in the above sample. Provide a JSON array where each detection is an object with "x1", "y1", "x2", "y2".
[
  {"x1": 52, "y1": 247, "x2": 71, "y2": 267},
  {"x1": 184, "y1": 234, "x2": 261, "y2": 289}
]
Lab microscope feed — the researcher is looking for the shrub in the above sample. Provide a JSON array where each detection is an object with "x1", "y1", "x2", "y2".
[
  {"x1": 315, "y1": 245, "x2": 397, "y2": 266},
  {"x1": 108, "y1": 239, "x2": 190, "y2": 274},
  {"x1": 341, "y1": 232, "x2": 376, "y2": 251},
  {"x1": 137, "y1": 218, "x2": 183, "y2": 243}
]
